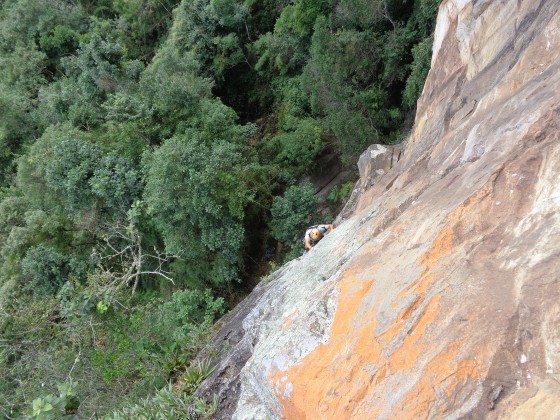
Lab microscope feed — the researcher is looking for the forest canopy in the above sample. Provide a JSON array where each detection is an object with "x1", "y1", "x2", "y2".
[{"x1": 0, "y1": 0, "x2": 440, "y2": 417}]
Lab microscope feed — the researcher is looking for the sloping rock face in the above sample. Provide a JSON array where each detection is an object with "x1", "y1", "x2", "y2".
[{"x1": 198, "y1": 0, "x2": 560, "y2": 417}]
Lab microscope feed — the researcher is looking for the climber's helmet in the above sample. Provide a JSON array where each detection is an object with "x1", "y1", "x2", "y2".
[{"x1": 310, "y1": 228, "x2": 322, "y2": 241}]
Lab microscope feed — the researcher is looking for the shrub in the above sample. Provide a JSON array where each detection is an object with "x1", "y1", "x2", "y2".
[
  {"x1": 28, "y1": 380, "x2": 80, "y2": 419},
  {"x1": 264, "y1": 116, "x2": 326, "y2": 177},
  {"x1": 327, "y1": 181, "x2": 354, "y2": 204},
  {"x1": 105, "y1": 385, "x2": 217, "y2": 419},
  {"x1": 270, "y1": 183, "x2": 317, "y2": 244},
  {"x1": 183, "y1": 358, "x2": 216, "y2": 393},
  {"x1": 21, "y1": 245, "x2": 69, "y2": 296},
  {"x1": 105, "y1": 385, "x2": 192, "y2": 419}
]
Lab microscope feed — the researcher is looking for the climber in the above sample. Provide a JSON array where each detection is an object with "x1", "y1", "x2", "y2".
[{"x1": 303, "y1": 224, "x2": 334, "y2": 254}]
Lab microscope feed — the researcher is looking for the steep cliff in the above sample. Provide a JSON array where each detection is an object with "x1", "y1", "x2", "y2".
[{"x1": 198, "y1": 0, "x2": 560, "y2": 417}]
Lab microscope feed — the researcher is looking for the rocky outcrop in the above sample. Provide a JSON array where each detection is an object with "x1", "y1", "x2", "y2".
[
  {"x1": 198, "y1": 0, "x2": 560, "y2": 417},
  {"x1": 336, "y1": 143, "x2": 404, "y2": 222},
  {"x1": 357, "y1": 144, "x2": 403, "y2": 186}
]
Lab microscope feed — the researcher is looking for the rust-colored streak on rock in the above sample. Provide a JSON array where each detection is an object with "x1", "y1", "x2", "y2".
[
  {"x1": 269, "y1": 270, "x2": 381, "y2": 419},
  {"x1": 397, "y1": 224, "x2": 454, "y2": 302},
  {"x1": 395, "y1": 277, "x2": 420, "y2": 301},
  {"x1": 397, "y1": 341, "x2": 482, "y2": 417},
  {"x1": 420, "y1": 226, "x2": 454, "y2": 269},
  {"x1": 396, "y1": 201, "x2": 459, "y2": 296},
  {"x1": 388, "y1": 296, "x2": 442, "y2": 373},
  {"x1": 387, "y1": 189, "x2": 503, "y2": 416},
  {"x1": 397, "y1": 296, "x2": 424, "y2": 320}
]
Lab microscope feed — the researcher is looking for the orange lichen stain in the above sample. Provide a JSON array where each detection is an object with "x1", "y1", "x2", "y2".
[
  {"x1": 270, "y1": 268, "x2": 446, "y2": 418},
  {"x1": 395, "y1": 225, "x2": 453, "y2": 303},
  {"x1": 396, "y1": 341, "x2": 483, "y2": 418},
  {"x1": 419, "y1": 226, "x2": 454, "y2": 269},
  {"x1": 395, "y1": 277, "x2": 421, "y2": 301},
  {"x1": 447, "y1": 185, "x2": 493, "y2": 232},
  {"x1": 388, "y1": 296, "x2": 441, "y2": 373},
  {"x1": 269, "y1": 270, "x2": 384, "y2": 419},
  {"x1": 398, "y1": 296, "x2": 424, "y2": 321},
  {"x1": 395, "y1": 187, "x2": 486, "y2": 305},
  {"x1": 270, "y1": 228, "x2": 454, "y2": 418}
]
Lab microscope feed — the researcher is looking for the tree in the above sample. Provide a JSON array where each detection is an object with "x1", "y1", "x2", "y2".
[
  {"x1": 143, "y1": 134, "x2": 256, "y2": 286},
  {"x1": 111, "y1": 0, "x2": 181, "y2": 61},
  {"x1": 0, "y1": 0, "x2": 87, "y2": 80},
  {"x1": 92, "y1": 204, "x2": 177, "y2": 294},
  {"x1": 137, "y1": 46, "x2": 213, "y2": 139},
  {"x1": 18, "y1": 130, "x2": 142, "y2": 220},
  {"x1": 270, "y1": 182, "x2": 317, "y2": 244},
  {"x1": 261, "y1": 115, "x2": 325, "y2": 178},
  {"x1": 403, "y1": 36, "x2": 433, "y2": 109},
  {"x1": 167, "y1": 0, "x2": 280, "y2": 118},
  {"x1": 21, "y1": 244, "x2": 72, "y2": 296},
  {"x1": 0, "y1": 47, "x2": 46, "y2": 185}
]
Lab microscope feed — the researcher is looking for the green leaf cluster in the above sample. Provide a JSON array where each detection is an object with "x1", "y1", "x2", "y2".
[
  {"x1": 270, "y1": 183, "x2": 318, "y2": 245},
  {"x1": 144, "y1": 136, "x2": 255, "y2": 285},
  {"x1": 29, "y1": 380, "x2": 80, "y2": 419}
]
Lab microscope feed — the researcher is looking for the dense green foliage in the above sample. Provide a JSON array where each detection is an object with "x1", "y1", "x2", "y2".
[
  {"x1": 0, "y1": 0, "x2": 440, "y2": 416},
  {"x1": 270, "y1": 182, "x2": 318, "y2": 255}
]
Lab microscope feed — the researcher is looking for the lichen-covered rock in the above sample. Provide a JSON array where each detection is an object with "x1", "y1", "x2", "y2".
[{"x1": 198, "y1": 0, "x2": 560, "y2": 417}]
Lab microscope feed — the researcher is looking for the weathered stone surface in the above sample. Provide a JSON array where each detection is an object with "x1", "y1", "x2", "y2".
[
  {"x1": 337, "y1": 143, "x2": 403, "y2": 222},
  {"x1": 357, "y1": 144, "x2": 403, "y2": 184},
  {"x1": 195, "y1": 263, "x2": 294, "y2": 418},
  {"x1": 199, "y1": 0, "x2": 560, "y2": 417}
]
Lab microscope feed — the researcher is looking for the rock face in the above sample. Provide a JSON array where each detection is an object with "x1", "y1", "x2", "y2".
[{"x1": 197, "y1": 0, "x2": 560, "y2": 417}]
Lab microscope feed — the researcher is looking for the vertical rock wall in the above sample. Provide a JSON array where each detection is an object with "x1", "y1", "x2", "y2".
[{"x1": 198, "y1": 0, "x2": 560, "y2": 417}]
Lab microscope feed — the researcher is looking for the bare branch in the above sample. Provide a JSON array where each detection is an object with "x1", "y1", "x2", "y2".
[
  {"x1": 381, "y1": 0, "x2": 396, "y2": 30},
  {"x1": 137, "y1": 271, "x2": 175, "y2": 283},
  {"x1": 89, "y1": 316, "x2": 97, "y2": 345},
  {"x1": 92, "y1": 219, "x2": 178, "y2": 294},
  {"x1": 65, "y1": 348, "x2": 81, "y2": 383}
]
